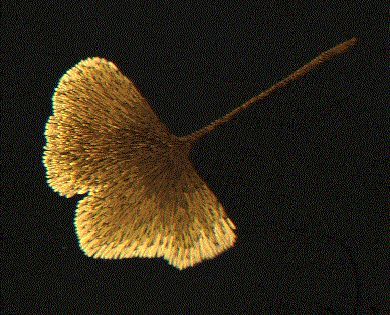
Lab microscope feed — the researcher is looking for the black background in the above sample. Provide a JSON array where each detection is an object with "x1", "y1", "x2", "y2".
[{"x1": 2, "y1": 2, "x2": 387, "y2": 314}]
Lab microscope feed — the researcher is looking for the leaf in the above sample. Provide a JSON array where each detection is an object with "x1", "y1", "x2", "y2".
[{"x1": 43, "y1": 38, "x2": 357, "y2": 269}]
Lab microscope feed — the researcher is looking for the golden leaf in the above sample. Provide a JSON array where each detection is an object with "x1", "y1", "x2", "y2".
[{"x1": 43, "y1": 38, "x2": 357, "y2": 269}]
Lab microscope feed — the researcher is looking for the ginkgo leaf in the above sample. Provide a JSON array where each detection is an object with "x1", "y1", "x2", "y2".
[{"x1": 43, "y1": 38, "x2": 357, "y2": 270}]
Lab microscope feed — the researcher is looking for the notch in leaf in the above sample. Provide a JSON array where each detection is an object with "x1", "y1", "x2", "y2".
[{"x1": 43, "y1": 38, "x2": 357, "y2": 269}]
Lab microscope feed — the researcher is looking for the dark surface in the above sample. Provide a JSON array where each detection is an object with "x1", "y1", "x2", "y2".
[{"x1": 2, "y1": 2, "x2": 387, "y2": 314}]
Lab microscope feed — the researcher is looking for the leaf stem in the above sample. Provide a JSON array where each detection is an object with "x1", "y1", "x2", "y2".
[{"x1": 182, "y1": 37, "x2": 357, "y2": 145}]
